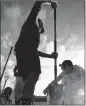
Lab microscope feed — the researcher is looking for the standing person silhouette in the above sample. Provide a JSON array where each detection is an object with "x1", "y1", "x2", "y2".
[{"x1": 14, "y1": 1, "x2": 58, "y2": 105}]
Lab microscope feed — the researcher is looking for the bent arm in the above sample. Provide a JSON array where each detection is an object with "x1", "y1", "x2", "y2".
[
  {"x1": 43, "y1": 71, "x2": 66, "y2": 94},
  {"x1": 38, "y1": 51, "x2": 52, "y2": 58},
  {"x1": 50, "y1": 71, "x2": 66, "y2": 85}
]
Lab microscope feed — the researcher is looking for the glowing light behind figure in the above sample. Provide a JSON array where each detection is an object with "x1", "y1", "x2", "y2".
[{"x1": 1, "y1": 0, "x2": 84, "y2": 99}]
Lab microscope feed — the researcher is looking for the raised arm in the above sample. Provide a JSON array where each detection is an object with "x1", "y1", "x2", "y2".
[{"x1": 26, "y1": 1, "x2": 46, "y2": 23}]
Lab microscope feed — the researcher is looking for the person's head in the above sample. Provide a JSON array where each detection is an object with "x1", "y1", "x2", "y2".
[
  {"x1": 59, "y1": 60, "x2": 73, "y2": 73},
  {"x1": 38, "y1": 18, "x2": 44, "y2": 34}
]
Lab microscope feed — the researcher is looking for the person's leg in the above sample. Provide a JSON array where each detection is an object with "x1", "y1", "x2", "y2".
[
  {"x1": 22, "y1": 72, "x2": 39, "y2": 105},
  {"x1": 14, "y1": 76, "x2": 24, "y2": 105}
]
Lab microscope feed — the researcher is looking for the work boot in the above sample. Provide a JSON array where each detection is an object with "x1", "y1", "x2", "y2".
[
  {"x1": 22, "y1": 98, "x2": 32, "y2": 105},
  {"x1": 15, "y1": 97, "x2": 22, "y2": 105}
]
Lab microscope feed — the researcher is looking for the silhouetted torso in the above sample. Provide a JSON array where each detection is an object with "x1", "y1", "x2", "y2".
[
  {"x1": 14, "y1": 1, "x2": 43, "y2": 80},
  {"x1": 15, "y1": 21, "x2": 40, "y2": 57}
]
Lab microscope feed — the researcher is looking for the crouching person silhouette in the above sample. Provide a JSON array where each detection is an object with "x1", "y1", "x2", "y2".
[
  {"x1": 14, "y1": 1, "x2": 58, "y2": 105},
  {"x1": 43, "y1": 60, "x2": 85, "y2": 105}
]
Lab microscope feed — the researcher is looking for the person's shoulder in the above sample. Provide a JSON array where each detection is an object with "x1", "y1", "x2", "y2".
[
  {"x1": 73, "y1": 64, "x2": 78, "y2": 70},
  {"x1": 21, "y1": 19, "x2": 32, "y2": 29},
  {"x1": 73, "y1": 64, "x2": 85, "y2": 73},
  {"x1": 74, "y1": 64, "x2": 83, "y2": 69}
]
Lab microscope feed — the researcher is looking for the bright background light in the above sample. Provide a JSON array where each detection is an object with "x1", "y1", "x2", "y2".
[{"x1": 1, "y1": 0, "x2": 84, "y2": 96}]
